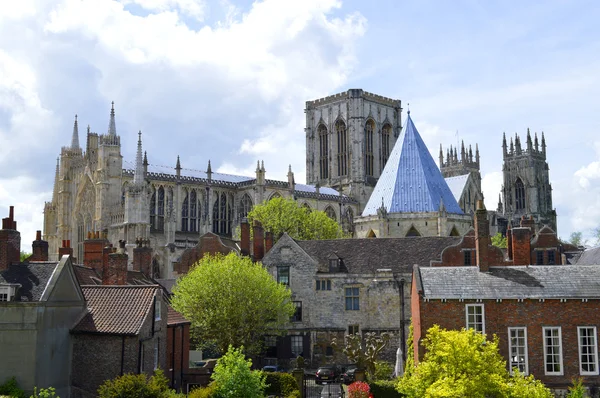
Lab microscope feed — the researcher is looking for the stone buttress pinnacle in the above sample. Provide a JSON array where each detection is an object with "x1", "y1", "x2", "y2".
[
  {"x1": 71, "y1": 114, "x2": 80, "y2": 150},
  {"x1": 133, "y1": 131, "x2": 144, "y2": 185},
  {"x1": 52, "y1": 157, "x2": 59, "y2": 202},
  {"x1": 108, "y1": 101, "x2": 116, "y2": 136}
]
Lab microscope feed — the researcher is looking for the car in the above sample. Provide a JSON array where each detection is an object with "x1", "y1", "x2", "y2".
[
  {"x1": 342, "y1": 366, "x2": 357, "y2": 384},
  {"x1": 262, "y1": 365, "x2": 285, "y2": 372},
  {"x1": 315, "y1": 365, "x2": 341, "y2": 384}
]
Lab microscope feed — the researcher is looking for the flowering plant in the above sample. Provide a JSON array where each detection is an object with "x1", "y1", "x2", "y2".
[{"x1": 348, "y1": 381, "x2": 372, "y2": 398}]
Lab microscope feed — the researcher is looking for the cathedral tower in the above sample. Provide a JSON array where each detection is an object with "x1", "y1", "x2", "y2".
[
  {"x1": 305, "y1": 89, "x2": 402, "y2": 211},
  {"x1": 501, "y1": 129, "x2": 556, "y2": 232},
  {"x1": 439, "y1": 141, "x2": 483, "y2": 215}
]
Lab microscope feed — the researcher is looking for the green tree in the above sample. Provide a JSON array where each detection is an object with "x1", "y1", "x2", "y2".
[
  {"x1": 20, "y1": 251, "x2": 31, "y2": 262},
  {"x1": 331, "y1": 331, "x2": 391, "y2": 380},
  {"x1": 171, "y1": 253, "x2": 295, "y2": 356},
  {"x1": 569, "y1": 232, "x2": 585, "y2": 247},
  {"x1": 247, "y1": 197, "x2": 345, "y2": 241},
  {"x1": 491, "y1": 232, "x2": 507, "y2": 249},
  {"x1": 211, "y1": 346, "x2": 266, "y2": 398},
  {"x1": 398, "y1": 326, "x2": 551, "y2": 398}
]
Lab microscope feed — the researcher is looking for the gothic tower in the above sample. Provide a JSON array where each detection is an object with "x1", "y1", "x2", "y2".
[
  {"x1": 439, "y1": 140, "x2": 483, "y2": 215},
  {"x1": 305, "y1": 89, "x2": 402, "y2": 211},
  {"x1": 501, "y1": 129, "x2": 556, "y2": 232}
]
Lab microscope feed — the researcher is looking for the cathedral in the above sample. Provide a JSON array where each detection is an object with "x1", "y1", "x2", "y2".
[{"x1": 43, "y1": 89, "x2": 556, "y2": 278}]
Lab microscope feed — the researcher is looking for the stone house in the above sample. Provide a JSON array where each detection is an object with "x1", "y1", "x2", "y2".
[
  {"x1": 411, "y1": 202, "x2": 600, "y2": 392},
  {"x1": 261, "y1": 231, "x2": 460, "y2": 368}
]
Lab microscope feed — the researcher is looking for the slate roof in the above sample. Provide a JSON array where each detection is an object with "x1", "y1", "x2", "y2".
[
  {"x1": 72, "y1": 285, "x2": 159, "y2": 335},
  {"x1": 363, "y1": 113, "x2": 463, "y2": 216},
  {"x1": 296, "y1": 236, "x2": 461, "y2": 274},
  {"x1": 444, "y1": 174, "x2": 469, "y2": 203},
  {"x1": 0, "y1": 262, "x2": 59, "y2": 302},
  {"x1": 417, "y1": 265, "x2": 600, "y2": 299},
  {"x1": 576, "y1": 246, "x2": 600, "y2": 265}
]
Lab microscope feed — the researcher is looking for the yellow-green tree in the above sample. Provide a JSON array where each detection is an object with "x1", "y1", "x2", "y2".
[
  {"x1": 247, "y1": 197, "x2": 345, "y2": 241},
  {"x1": 398, "y1": 325, "x2": 551, "y2": 398},
  {"x1": 170, "y1": 253, "x2": 295, "y2": 356}
]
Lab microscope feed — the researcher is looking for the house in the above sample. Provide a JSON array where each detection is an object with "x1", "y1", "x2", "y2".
[
  {"x1": 411, "y1": 201, "x2": 600, "y2": 392},
  {"x1": 261, "y1": 229, "x2": 461, "y2": 368}
]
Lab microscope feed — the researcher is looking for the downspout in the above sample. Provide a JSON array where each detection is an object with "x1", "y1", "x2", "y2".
[
  {"x1": 400, "y1": 278, "x2": 406, "y2": 362},
  {"x1": 121, "y1": 336, "x2": 126, "y2": 376}
]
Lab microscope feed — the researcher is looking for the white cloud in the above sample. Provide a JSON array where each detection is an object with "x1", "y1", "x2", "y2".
[{"x1": 121, "y1": 0, "x2": 206, "y2": 19}]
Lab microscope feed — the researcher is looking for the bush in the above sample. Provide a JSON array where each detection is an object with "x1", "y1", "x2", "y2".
[
  {"x1": 285, "y1": 390, "x2": 301, "y2": 398},
  {"x1": 0, "y1": 377, "x2": 26, "y2": 398},
  {"x1": 566, "y1": 378, "x2": 587, "y2": 398},
  {"x1": 373, "y1": 361, "x2": 394, "y2": 381},
  {"x1": 370, "y1": 380, "x2": 402, "y2": 398},
  {"x1": 30, "y1": 387, "x2": 59, "y2": 398},
  {"x1": 263, "y1": 372, "x2": 299, "y2": 397},
  {"x1": 210, "y1": 346, "x2": 266, "y2": 398},
  {"x1": 97, "y1": 369, "x2": 174, "y2": 398},
  {"x1": 188, "y1": 384, "x2": 217, "y2": 398}
]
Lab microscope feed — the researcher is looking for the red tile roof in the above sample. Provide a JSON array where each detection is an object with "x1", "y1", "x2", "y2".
[
  {"x1": 167, "y1": 305, "x2": 190, "y2": 326},
  {"x1": 72, "y1": 285, "x2": 160, "y2": 335}
]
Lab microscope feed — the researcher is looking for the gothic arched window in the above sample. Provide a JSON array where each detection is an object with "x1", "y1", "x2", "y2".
[
  {"x1": 381, "y1": 124, "x2": 391, "y2": 172},
  {"x1": 181, "y1": 190, "x2": 189, "y2": 232},
  {"x1": 238, "y1": 193, "x2": 253, "y2": 220},
  {"x1": 157, "y1": 186, "x2": 165, "y2": 231},
  {"x1": 325, "y1": 206, "x2": 336, "y2": 221},
  {"x1": 213, "y1": 192, "x2": 232, "y2": 237},
  {"x1": 365, "y1": 120, "x2": 374, "y2": 176},
  {"x1": 336, "y1": 120, "x2": 348, "y2": 176},
  {"x1": 269, "y1": 192, "x2": 282, "y2": 201},
  {"x1": 515, "y1": 178, "x2": 525, "y2": 211},
  {"x1": 190, "y1": 190, "x2": 197, "y2": 232},
  {"x1": 318, "y1": 124, "x2": 328, "y2": 179},
  {"x1": 150, "y1": 187, "x2": 156, "y2": 230}
]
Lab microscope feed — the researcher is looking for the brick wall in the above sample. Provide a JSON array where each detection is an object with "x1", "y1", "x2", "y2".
[
  {"x1": 174, "y1": 233, "x2": 235, "y2": 274},
  {"x1": 30, "y1": 231, "x2": 49, "y2": 261},
  {"x1": 83, "y1": 237, "x2": 108, "y2": 272}
]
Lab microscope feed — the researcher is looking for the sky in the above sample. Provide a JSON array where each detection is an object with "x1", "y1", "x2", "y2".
[{"x1": 1, "y1": 0, "x2": 600, "y2": 248}]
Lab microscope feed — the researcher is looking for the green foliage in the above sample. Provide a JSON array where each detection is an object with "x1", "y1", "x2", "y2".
[
  {"x1": 331, "y1": 332, "x2": 390, "y2": 379},
  {"x1": 171, "y1": 253, "x2": 295, "y2": 356},
  {"x1": 370, "y1": 380, "x2": 403, "y2": 398},
  {"x1": 30, "y1": 387, "x2": 58, "y2": 398},
  {"x1": 263, "y1": 372, "x2": 299, "y2": 397},
  {"x1": 373, "y1": 361, "x2": 394, "y2": 381},
  {"x1": 20, "y1": 251, "x2": 31, "y2": 262},
  {"x1": 403, "y1": 322, "x2": 415, "y2": 379},
  {"x1": 0, "y1": 377, "x2": 26, "y2": 398},
  {"x1": 566, "y1": 377, "x2": 587, "y2": 398},
  {"x1": 247, "y1": 197, "x2": 346, "y2": 241},
  {"x1": 491, "y1": 232, "x2": 507, "y2": 248},
  {"x1": 210, "y1": 346, "x2": 266, "y2": 398},
  {"x1": 97, "y1": 369, "x2": 173, "y2": 398},
  {"x1": 398, "y1": 326, "x2": 551, "y2": 398},
  {"x1": 285, "y1": 390, "x2": 301, "y2": 398},
  {"x1": 188, "y1": 384, "x2": 217, "y2": 398},
  {"x1": 569, "y1": 231, "x2": 585, "y2": 247}
]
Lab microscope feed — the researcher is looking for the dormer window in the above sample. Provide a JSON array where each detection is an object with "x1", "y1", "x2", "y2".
[
  {"x1": 0, "y1": 286, "x2": 9, "y2": 301},
  {"x1": 329, "y1": 259, "x2": 338, "y2": 271}
]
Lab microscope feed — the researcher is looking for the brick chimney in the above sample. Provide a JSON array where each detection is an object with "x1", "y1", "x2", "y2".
[
  {"x1": 240, "y1": 218, "x2": 250, "y2": 257},
  {"x1": 511, "y1": 227, "x2": 532, "y2": 265},
  {"x1": 83, "y1": 231, "x2": 109, "y2": 272},
  {"x1": 58, "y1": 240, "x2": 74, "y2": 259},
  {"x1": 30, "y1": 230, "x2": 49, "y2": 261},
  {"x1": 265, "y1": 231, "x2": 274, "y2": 255},
  {"x1": 133, "y1": 238, "x2": 152, "y2": 275},
  {"x1": 520, "y1": 215, "x2": 536, "y2": 237},
  {"x1": 252, "y1": 220, "x2": 264, "y2": 261},
  {"x1": 506, "y1": 224, "x2": 513, "y2": 261},
  {"x1": 103, "y1": 240, "x2": 128, "y2": 285},
  {"x1": 0, "y1": 206, "x2": 21, "y2": 270},
  {"x1": 474, "y1": 200, "x2": 490, "y2": 272}
]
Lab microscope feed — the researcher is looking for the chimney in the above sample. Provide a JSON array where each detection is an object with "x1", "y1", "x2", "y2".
[
  {"x1": 0, "y1": 206, "x2": 21, "y2": 270},
  {"x1": 102, "y1": 244, "x2": 115, "y2": 282},
  {"x1": 252, "y1": 220, "x2": 264, "y2": 261},
  {"x1": 474, "y1": 200, "x2": 490, "y2": 272},
  {"x1": 265, "y1": 231, "x2": 274, "y2": 254},
  {"x1": 58, "y1": 239, "x2": 74, "y2": 259},
  {"x1": 511, "y1": 227, "x2": 532, "y2": 266},
  {"x1": 31, "y1": 230, "x2": 49, "y2": 261},
  {"x1": 83, "y1": 231, "x2": 109, "y2": 272},
  {"x1": 520, "y1": 215, "x2": 536, "y2": 237},
  {"x1": 506, "y1": 224, "x2": 513, "y2": 260},
  {"x1": 103, "y1": 240, "x2": 128, "y2": 285},
  {"x1": 240, "y1": 218, "x2": 250, "y2": 257},
  {"x1": 133, "y1": 238, "x2": 152, "y2": 275}
]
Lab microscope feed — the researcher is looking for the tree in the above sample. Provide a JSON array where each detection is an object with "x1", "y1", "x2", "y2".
[
  {"x1": 398, "y1": 326, "x2": 551, "y2": 398},
  {"x1": 491, "y1": 232, "x2": 507, "y2": 249},
  {"x1": 211, "y1": 346, "x2": 266, "y2": 398},
  {"x1": 331, "y1": 331, "x2": 391, "y2": 379},
  {"x1": 568, "y1": 231, "x2": 585, "y2": 247},
  {"x1": 170, "y1": 253, "x2": 295, "y2": 356},
  {"x1": 247, "y1": 197, "x2": 345, "y2": 241},
  {"x1": 20, "y1": 251, "x2": 30, "y2": 262}
]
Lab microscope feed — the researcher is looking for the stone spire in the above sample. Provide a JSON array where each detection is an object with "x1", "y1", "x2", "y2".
[
  {"x1": 133, "y1": 131, "x2": 144, "y2": 185},
  {"x1": 541, "y1": 132, "x2": 546, "y2": 158},
  {"x1": 175, "y1": 156, "x2": 181, "y2": 177},
  {"x1": 52, "y1": 158, "x2": 59, "y2": 202},
  {"x1": 475, "y1": 144, "x2": 480, "y2": 165},
  {"x1": 502, "y1": 132, "x2": 508, "y2": 158},
  {"x1": 143, "y1": 151, "x2": 148, "y2": 175},
  {"x1": 526, "y1": 128, "x2": 533, "y2": 151},
  {"x1": 108, "y1": 101, "x2": 116, "y2": 136},
  {"x1": 534, "y1": 132, "x2": 539, "y2": 151},
  {"x1": 439, "y1": 144, "x2": 444, "y2": 167},
  {"x1": 207, "y1": 160, "x2": 212, "y2": 181},
  {"x1": 461, "y1": 140, "x2": 466, "y2": 161},
  {"x1": 71, "y1": 114, "x2": 80, "y2": 150}
]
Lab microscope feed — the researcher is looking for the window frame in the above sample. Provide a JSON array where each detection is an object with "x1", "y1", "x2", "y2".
[
  {"x1": 345, "y1": 287, "x2": 360, "y2": 311},
  {"x1": 508, "y1": 327, "x2": 529, "y2": 375},
  {"x1": 543, "y1": 326, "x2": 563, "y2": 376},
  {"x1": 316, "y1": 279, "x2": 332, "y2": 291},
  {"x1": 465, "y1": 304, "x2": 485, "y2": 333},
  {"x1": 291, "y1": 335, "x2": 303, "y2": 357},
  {"x1": 277, "y1": 266, "x2": 290, "y2": 286},
  {"x1": 154, "y1": 297, "x2": 161, "y2": 321},
  {"x1": 578, "y1": 326, "x2": 599, "y2": 375},
  {"x1": 0, "y1": 286, "x2": 10, "y2": 302},
  {"x1": 291, "y1": 301, "x2": 302, "y2": 322},
  {"x1": 348, "y1": 324, "x2": 359, "y2": 335},
  {"x1": 464, "y1": 250, "x2": 472, "y2": 266}
]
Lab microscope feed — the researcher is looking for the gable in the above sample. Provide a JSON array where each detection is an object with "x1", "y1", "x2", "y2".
[
  {"x1": 44, "y1": 256, "x2": 85, "y2": 303},
  {"x1": 262, "y1": 234, "x2": 317, "y2": 273}
]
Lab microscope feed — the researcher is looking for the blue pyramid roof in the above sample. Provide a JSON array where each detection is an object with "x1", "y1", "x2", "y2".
[{"x1": 362, "y1": 113, "x2": 463, "y2": 216}]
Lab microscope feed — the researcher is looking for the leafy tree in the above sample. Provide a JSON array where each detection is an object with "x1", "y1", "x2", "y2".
[
  {"x1": 568, "y1": 231, "x2": 587, "y2": 247},
  {"x1": 398, "y1": 326, "x2": 552, "y2": 398},
  {"x1": 491, "y1": 232, "x2": 507, "y2": 248},
  {"x1": 97, "y1": 369, "x2": 174, "y2": 398},
  {"x1": 211, "y1": 346, "x2": 266, "y2": 398},
  {"x1": 247, "y1": 197, "x2": 345, "y2": 241},
  {"x1": 20, "y1": 251, "x2": 31, "y2": 262},
  {"x1": 331, "y1": 331, "x2": 391, "y2": 379},
  {"x1": 171, "y1": 253, "x2": 295, "y2": 356}
]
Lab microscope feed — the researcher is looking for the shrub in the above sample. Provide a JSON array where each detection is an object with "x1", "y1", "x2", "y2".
[
  {"x1": 210, "y1": 346, "x2": 266, "y2": 398},
  {"x1": 30, "y1": 387, "x2": 59, "y2": 398},
  {"x1": 263, "y1": 372, "x2": 299, "y2": 397},
  {"x1": 566, "y1": 378, "x2": 587, "y2": 398},
  {"x1": 188, "y1": 384, "x2": 217, "y2": 398},
  {"x1": 372, "y1": 361, "x2": 394, "y2": 381},
  {"x1": 286, "y1": 390, "x2": 301, "y2": 398},
  {"x1": 97, "y1": 369, "x2": 174, "y2": 398},
  {"x1": 348, "y1": 381, "x2": 371, "y2": 398},
  {"x1": 0, "y1": 377, "x2": 26, "y2": 398},
  {"x1": 370, "y1": 380, "x2": 402, "y2": 398}
]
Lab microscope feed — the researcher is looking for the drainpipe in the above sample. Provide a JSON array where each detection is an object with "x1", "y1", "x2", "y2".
[
  {"x1": 121, "y1": 336, "x2": 126, "y2": 376},
  {"x1": 395, "y1": 277, "x2": 407, "y2": 363}
]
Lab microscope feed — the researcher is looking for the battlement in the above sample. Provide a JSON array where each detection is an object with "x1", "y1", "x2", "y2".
[
  {"x1": 440, "y1": 141, "x2": 480, "y2": 177},
  {"x1": 503, "y1": 129, "x2": 546, "y2": 160},
  {"x1": 100, "y1": 133, "x2": 120, "y2": 147},
  {"x1": 306, "y1": 89, "x2": 401, "y2": 109},
  {"x1": 60, "y1": 146, "x2": 83, "y2": 157}
]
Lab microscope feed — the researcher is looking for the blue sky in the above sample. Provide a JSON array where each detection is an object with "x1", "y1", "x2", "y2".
[{"x1": 1, "y1": 0, "x2": 599, "y2": 246}]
